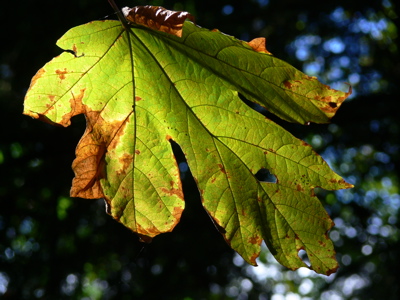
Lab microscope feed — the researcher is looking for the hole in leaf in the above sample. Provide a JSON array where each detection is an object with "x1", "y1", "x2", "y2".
[
  {"x1": 254, "y1": 168, "x2": 277, "y2": 183},
  {"x1": 329, "y1": 102, "x2": 337, "y2": 108},
  {"x1": 298, "y1": 249, "x2": 311, "y2": 267}
]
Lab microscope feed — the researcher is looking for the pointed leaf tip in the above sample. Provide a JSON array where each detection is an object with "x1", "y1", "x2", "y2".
[{"x1": 246, "y1": 37, "x2": 273, "y2": 55}]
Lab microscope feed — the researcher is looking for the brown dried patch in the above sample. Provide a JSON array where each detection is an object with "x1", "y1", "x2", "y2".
[
  {"x1": 326, "y1": 264, "x2": 339, "y2": 276},
  {"x1": 47, "y1": 95, "x2": 56, "y2": 103},
  {"x1": 137, "y1": 203, "x2": 182, "y2": 236},
  {"x1": 329, "y1": 178, "x2": 338, "y2": 184},
  {"x1": 70, "y1": 111, "x2": 108, "y2": 199},
  {"x1": 135, "y1": 149, "x2": 141, "y2": 154},
  {"x1": 55, "y1": 68, "x2": 68, "y2": 80},
  {"x1": 249, "y1": 252, "x2": 259, "y2": 266},
  {"x1": 71, "y1": 142, "x2": 107, "y2": 199},
  {"x1": 283, "y1": 81, "x2": 293, "y2": 89},
  {"x1": 314, "y1": 95, "x2": 331, "y2": 103},
  {"x1": 160, "y1": 180, "x2": 184, "y2": 200},
  {"x1": 246, "y1": 37, "x2": 272, "y2": 54},
  {"x1": 316, "y1": 86, "x2": 352, "y2": 115},
  {"x1": 321, "y1": 105, "x2": 336, "y2": 114},
  {"x1": 60, "y1": 89, "x2": 87, "y2": 127},
  {"x1": 296, "y1": 184, "x2": 304, "y2": 192},
  {"x1": 136, "y1": 223, "x2": 161, "y2": 237},
  {"x1": 81, "y1": 143, "x2": 107, "y2": 193},
  {"x1": 117, "y1": 153, "x2": 134, "y2": 176},
  {"x1": 248, "y1": 235, "x2": 262, "y2": 245},
  {"x1": 71, "y1": 110, "x2": 132, "y2": 199},
  {"x1": 135, "y1": 96, "x2": 142, "y2": 101},
  {"x1": 172, "y1": 205, "x2": 184, "y2": 217},
  {"x1": 283, "y1": 80, "x2": 302, "y2": 89},
  {"x1": 218, "y1": 163, "x2": 227, "y2": 174},
  {"x1": 159, "y1": 206, "x2": 184, "y2": 233},
  {"x1": 329, "y1": 178, "x2": 353, "y2": 189},
  {"x1": 297, "y1": 246, "x2": 305, "y2": 253},
  {"x1": 123, "y1": 5, "x2": 195, "y2": 37},
  {"x1": 304, "y1": 75, "x2": 318, "y2": 81},
  {"x1": 108, "y1": 115, "x2": 132, "y2": 151}
]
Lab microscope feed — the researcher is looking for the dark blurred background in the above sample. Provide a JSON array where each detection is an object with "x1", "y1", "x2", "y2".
[{"x1": 1, "y1": 0, "x2": 399, "y2": 299}]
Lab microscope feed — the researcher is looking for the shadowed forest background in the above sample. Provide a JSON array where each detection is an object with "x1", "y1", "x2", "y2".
[{"x1": 1, "y1": 0, "x2": 399, "y2": 299}]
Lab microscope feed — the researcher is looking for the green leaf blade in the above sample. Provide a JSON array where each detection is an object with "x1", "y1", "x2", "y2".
[{"x1": 23, "y1": 15, "x2": 352, "y2": 275}]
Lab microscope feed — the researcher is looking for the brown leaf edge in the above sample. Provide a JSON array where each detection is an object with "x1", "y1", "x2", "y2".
[{"x1": 246, "y1": 37, "x2": 273, "y2": 55}]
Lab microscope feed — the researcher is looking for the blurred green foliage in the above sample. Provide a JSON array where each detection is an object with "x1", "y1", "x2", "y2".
[{"x1": 1, "y1": 0, "x2": 399, "y2": 299}]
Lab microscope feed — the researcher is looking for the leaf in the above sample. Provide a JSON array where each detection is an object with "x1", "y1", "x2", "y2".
[
  {"x1": 23, "y1": 6, "x2": 352, "y2": 275},
  {"x1": 122, "y1": 5, "x2": 195, "y2": 37}
]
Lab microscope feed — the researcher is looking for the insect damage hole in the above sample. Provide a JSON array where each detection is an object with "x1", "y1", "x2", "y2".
[
  {"x1": 254, "y1": 168, "x2": 277, "y2": 183},
  {"x1": 298, "y1": 249, "x2": 311, "y2": 267}
]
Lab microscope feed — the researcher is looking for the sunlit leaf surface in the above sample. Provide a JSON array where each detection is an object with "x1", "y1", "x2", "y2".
[{"x1": 23, "y1": 6, "x2": 352, "y2": 275}]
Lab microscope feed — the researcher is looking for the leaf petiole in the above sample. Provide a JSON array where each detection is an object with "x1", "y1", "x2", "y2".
[{"x1": 108, "y1": 0, "x2": 130, "y2": 31}]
